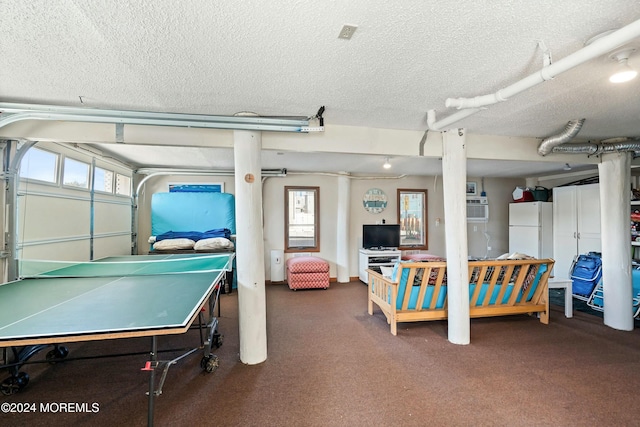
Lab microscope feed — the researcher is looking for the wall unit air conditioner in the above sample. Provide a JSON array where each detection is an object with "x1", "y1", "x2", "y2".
[{"x1": 466, "y1": 196, "x2": 489, "y2": 222}]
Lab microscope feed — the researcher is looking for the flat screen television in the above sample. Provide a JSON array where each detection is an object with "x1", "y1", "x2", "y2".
[{"x1": 362, "y1": 224, "x2": 400, "y2": 250}]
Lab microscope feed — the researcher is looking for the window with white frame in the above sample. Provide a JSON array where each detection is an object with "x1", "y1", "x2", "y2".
[
  {"x1": 285, "y1": 186, "x2": 320, "y2": 252},
  {"x1": 115, "y1": 173, "x2": 131, "y2": 196},
  {"x1": 94, "y1": 166, "x2": 114, "y2": 193},
  {"x1": 63, "y1": 157, "x2": 90, "y2": 189},
  {"x1": 19, "y1": 147, "x2": 59, "y2": 183}
]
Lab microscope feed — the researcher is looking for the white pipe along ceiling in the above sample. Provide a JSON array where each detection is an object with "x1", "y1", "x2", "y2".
[{"x1": 428, "y1": 18, "x2": 640, "y2": 131}]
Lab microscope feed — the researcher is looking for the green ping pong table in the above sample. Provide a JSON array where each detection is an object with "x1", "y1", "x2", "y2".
[{"x1": 0, "y1": 252, "x2": 234, "y2": 426}]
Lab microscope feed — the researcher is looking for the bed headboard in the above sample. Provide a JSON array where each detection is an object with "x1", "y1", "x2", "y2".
[{"x1": 151, "y1": 192, "x2": 236, "y2": 235}]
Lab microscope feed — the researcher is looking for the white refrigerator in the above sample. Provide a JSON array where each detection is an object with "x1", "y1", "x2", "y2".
[{"x1": 508, "y1": 202, "x2": 553, "y2": 259}]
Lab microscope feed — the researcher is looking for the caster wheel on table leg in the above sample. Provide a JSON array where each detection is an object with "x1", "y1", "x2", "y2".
[
  {"x1": 46, "y1": 345, "x2": 69, "y2": 364},
  {"x1": 1, "y1": 372, "x2": 29, "y2": 396},
  {"x1": 200, "y1": 355, "x2": 219, "y2": 373}
]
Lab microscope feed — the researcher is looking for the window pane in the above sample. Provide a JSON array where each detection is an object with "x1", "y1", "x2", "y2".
[
  {"x1": 397, "y1": 189, "x2": 428, "y2": 250},
  {"x1": 286, "y1": 187, "x2": 319, "y2": 251},
  {"x1": 63, "y1": 157, "x2": 89, "y2": 188},
  {"x1": 19, "y1": 147, "x2": 58, "y2": 183},
  {"x1": 116, "y1": 173, "x2": 131, "y2": 196},
  {"x1": 94, "y1": 167, "x2": 114, "y2": 193}
]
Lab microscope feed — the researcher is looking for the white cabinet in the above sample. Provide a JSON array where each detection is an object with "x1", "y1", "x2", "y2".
[
  {"x1": 358, "y1": 249, "x2": 401, "y2": 283},
  {"x1": 553, "y1": 183, "x2": 601, "y2": 279}
]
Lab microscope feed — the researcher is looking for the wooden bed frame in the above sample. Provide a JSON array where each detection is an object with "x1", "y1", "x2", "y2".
[{"x1": 367, "y1": 258, "x2": 554, "y2": 335}]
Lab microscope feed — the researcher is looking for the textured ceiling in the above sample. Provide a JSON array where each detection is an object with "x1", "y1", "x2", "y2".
[{"x1": 2, "y1": 1, "x2": 639, "y2": 176}]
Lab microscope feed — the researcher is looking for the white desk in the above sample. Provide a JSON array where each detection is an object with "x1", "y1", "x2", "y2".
[{"x1": 548, "y1": 278, "x2": 573, "y2": 318}]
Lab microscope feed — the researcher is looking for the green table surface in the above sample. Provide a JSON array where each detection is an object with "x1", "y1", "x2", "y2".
[{"x1": 0, "y1": 254, "x2": 232, "y2": 344}]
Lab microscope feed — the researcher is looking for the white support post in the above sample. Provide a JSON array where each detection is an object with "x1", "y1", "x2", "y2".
[
  {"x1": 442, "y1": 129, "x2": 470, "y2": 345},
  {"x1": 598, "y1": 152, "x2": 634, "y2": 331},
  {"x1": 336, "y1": 173, "x2": 351, "y2": 282},
  {"x1": 234, "y1": 126, "x2": 268, "y2": 364}
]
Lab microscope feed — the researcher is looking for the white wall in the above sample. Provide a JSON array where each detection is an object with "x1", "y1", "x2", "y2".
[
  {"x1": 465, "y1": 177, "x2": 523, "y2": 258},
  {"x1": 262, "y1": 173, "x2": 338, "y2": 276},
  {"x1": 132, "y1": 167, "x2": 525, "y2": 280},
  {"x1": 261, "y1": 172, "x2": 523, "y2": 280}
]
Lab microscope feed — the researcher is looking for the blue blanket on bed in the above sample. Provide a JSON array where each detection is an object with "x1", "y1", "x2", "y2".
[{"x1": 155, "y1": 228, "x2": 231, "y2": 242}]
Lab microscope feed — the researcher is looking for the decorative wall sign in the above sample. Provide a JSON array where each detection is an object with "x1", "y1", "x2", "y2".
[{"x1": 363, "y1": 188, "x2": 388, "y2": 214}]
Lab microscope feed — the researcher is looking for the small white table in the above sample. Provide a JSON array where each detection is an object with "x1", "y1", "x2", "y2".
[{"x1": 548, "y1": 278, "x2": 573, "y2": 318}]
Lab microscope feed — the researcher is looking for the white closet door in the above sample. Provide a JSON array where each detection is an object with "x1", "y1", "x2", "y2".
[
  {"x1": 553, "y1": 186, "x2": 578, "y2": 279},
  {"x1": 577, "y1": 183, "x2": 602, "y2": 255}
]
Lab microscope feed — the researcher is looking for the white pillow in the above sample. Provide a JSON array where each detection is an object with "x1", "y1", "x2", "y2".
[
  {"x1": 153, "y1": 238, "x2": 195, "y2": 250},
  {"x1": 508, "y1": 252, "x2": 534, "y2": 260},
  {"x1": 194, "y1": 237, "x2": 235, "y2": 251},
  {"x1": 380, "y1": 266, "x2": 394, "y2": 278}
]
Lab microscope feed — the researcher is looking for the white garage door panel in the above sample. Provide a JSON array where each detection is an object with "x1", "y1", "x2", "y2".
[{"x1": 94, "y1": 199, "x2": 131, "y2": 234}]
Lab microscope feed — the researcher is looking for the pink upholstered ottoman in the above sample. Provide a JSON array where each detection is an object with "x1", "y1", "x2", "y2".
[{"x1": 286, "y1": 256, "x2": 330, "y2": 290}]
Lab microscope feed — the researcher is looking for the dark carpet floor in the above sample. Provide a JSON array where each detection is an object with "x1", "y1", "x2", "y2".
[{"x1": 2, "y1": 282, "x2": 640, "y2": 426}]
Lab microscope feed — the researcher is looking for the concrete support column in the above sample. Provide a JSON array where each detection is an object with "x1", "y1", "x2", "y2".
[
  {"x1": 336, "y1": 173, "x2": 351, "y2": 282},
  {"x1": 442, "y1": 128, "x2": 470, "y2": 345},
  {"x1": 233, "y1": 126, "x2": 268, "y2": 364},
  {"x1": 598, "y1": 152, "x2": 634, "y2": 331}
]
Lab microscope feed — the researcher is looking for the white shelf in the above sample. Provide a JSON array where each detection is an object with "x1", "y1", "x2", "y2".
[{"x1": 358, "y1": 248, "x2": 401, "y2": 283}]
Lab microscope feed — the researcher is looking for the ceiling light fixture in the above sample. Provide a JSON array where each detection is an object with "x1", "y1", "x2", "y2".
[
  {"x1": 564, "y1": 163, "x2": 572, "y2": 171},
  {"x1": 584, "y1": 31, "x2": 638, "y2": 84},
  {"x1": 383, "y1": 157, "x2": 391, "y2": 169},
  {"x1": 609, "y1": 48, "x2": 638, "y2": 83}
]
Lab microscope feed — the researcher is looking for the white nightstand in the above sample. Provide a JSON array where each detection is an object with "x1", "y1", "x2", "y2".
[{"x1": 548, "y1": 278, "x2": 573, "y2": 318}]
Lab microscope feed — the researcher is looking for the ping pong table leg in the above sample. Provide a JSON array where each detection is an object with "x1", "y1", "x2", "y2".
[{"x1": 147, "y1": 336, "x2": 157, "y2": 427}]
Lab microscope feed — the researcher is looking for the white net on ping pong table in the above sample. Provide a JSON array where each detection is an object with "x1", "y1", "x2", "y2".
[{"x1": 18, "y1": 254, "x2": 233, "y2": 278}]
